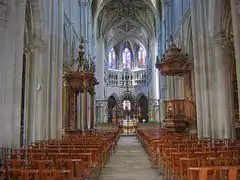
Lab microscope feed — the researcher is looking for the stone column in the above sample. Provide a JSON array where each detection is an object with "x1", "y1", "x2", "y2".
[
  {"x1": 230, "y1": 0, "x2": 240, "y2": 120},
  {"x1": 95, "y1": 36, "x2": 105, "y2": 123},
  {"x1": 190, "y1": 0, "x2": 208, "y2": 138},
  {"x1": 32, "y1": 47, "x2": 45, "y2": 141},
  {"x1": 0, "y1": 1, "x2": 26, "y2": 147},
  {"x1": 213, "y1": 35, "x2": 234, "y2": 139}
]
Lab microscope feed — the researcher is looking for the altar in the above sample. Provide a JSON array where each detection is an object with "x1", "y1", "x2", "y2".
[{"x1": 119, "y1": 118, "x2": 138, "y2": 135}]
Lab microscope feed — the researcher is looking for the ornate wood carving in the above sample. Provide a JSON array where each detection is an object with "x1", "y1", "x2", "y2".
[
  {"x1": 164, "y1": 100, "x2": 196, "y2": 132},
  {"x1": 63, "y1": 37, "x2": 99, "y2": 132},
  {"x1": 156, "y1": 36, "x2": 190, "y2": 76}
]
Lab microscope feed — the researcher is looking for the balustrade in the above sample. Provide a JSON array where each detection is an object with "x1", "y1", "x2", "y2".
[{"x1": 105, "y1": 69, "x2": 148, "y2": 87}]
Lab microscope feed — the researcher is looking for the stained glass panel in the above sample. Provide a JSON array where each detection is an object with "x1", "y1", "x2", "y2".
[
  {"x1": 122, "y1": 48, "x2": 131, "y2": 69},
  {"x1": 138, "y1": 46, "x2": 146, "y2": 67},
  {"x1": 108, "y1": 48, "x2": 116, "y2": 69}
]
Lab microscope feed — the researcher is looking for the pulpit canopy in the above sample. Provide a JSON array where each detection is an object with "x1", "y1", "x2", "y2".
[
  {"x1": 156, "y1": 36, "x2": 190, "y2": 76},
  {"x1": 63, "y1": 36, "x2": 99, "y2": 94}
]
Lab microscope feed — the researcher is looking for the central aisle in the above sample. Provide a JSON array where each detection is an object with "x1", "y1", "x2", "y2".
[{"x1": 99, "y1": 136, "x2": 162, "y2": 180}]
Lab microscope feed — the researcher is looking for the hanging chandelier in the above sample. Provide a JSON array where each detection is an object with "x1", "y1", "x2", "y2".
[{"x1": 155, "y1": 36, "x2": 190, "y2": 76}]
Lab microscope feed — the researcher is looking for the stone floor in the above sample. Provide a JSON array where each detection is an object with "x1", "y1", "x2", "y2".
[{"x1": 99, "y1": 136, "x2": 162, "y2": 180}]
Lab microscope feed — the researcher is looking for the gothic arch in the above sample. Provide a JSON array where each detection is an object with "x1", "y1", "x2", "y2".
[
  {"x1": 108, "y1": 93, "x2": 119, "y2": 102},
  {"x1": 137, "y1": 93, "x2": 148, "y2": 122},
  {"x1": 92, "y1": 0, "x2": 160, "y2": 25},
  {"x1": 120, "y1": 92, "x2": 134, "y2": 102},
  {"x1": 136, "y1": 92, "x2": 147, "y2": 101},
  {"x1": 107, "y1": 94, "x2": 118, "y2": 123}
]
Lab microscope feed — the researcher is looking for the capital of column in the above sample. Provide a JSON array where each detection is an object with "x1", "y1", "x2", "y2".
[{"x1": 212, "y1": 32, "x2": 234, "y2": 49}]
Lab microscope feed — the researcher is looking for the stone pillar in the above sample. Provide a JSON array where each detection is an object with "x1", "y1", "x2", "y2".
[
  {"x1": 190, "y1": 0, "x2": 210, "y2": 138},
  {"x1": 32, "y1": 48, "x2": 45, "y2": 141},
  {"x1": 230, "y1": 0, "x2": 240, "y2": 120},
  {"x1": 213, "y1": 35, "x2": 234, "y2": 139},
  {"x1": 95, "y1": 36, "x2": 105, "y2": 124},
  {"x1": 0, "y1": 1, "x2": 26, "y2": 148}
]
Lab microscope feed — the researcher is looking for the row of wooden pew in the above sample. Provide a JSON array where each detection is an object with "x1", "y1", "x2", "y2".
[
  {"x1": 0, "y1": 129, "x2": 120, "y2": 180},
  {"x1": 137, "y1": 128, "x2": 240, "y2": 180}
]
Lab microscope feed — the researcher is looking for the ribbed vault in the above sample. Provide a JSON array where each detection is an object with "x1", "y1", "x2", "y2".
[{"x1": 92, "y1": 0, "x2": 161, "y2": 51}]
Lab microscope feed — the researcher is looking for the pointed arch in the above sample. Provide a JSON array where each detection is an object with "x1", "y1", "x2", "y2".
[
  {"x1": 108, "y1": 47, "x2": 117, "y2": 69},
  {"x1": 136, "y1": 92, "x2": 147, "y2": 101},
  {"x1": 137, "y1": 93, "x2": 148, "y2": 122},
  {"x1": 122, "y1": 41, "x2": 133, "y2": 69},
  {"x1": 108, "y1": 93, "x2": 119, "y2": 102},
  {"x1": 137, "y1": 45, "x2": 146, "y2": 67}
]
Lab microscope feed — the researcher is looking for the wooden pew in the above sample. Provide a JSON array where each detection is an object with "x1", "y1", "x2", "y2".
[
  {"x1": 0, "y1": 129, "x2": 120, "y2": 180},
  {"x1": 188, "y1": 166, "x2": 240, "y2": 180},
  {"x1": 137, "y1": 128, "x2": 240, "y2": 180}
]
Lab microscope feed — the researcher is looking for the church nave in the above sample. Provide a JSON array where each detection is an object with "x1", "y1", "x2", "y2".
[{"x1": 99, "y1": 136, "x2": 161, "y2": 180}]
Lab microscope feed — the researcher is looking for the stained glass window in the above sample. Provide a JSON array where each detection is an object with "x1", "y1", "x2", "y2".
[
  {"x1": 122, "y1": 47, "x2": 131, "y2": 69},
  {"x1": 108, "y1": 48, "x2": 116, "y2": 69},
  {"x1": 138, "y1": 46, "x2": 146, "y2": 67}
]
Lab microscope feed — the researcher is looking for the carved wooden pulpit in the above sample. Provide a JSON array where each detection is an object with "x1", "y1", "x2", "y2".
[
  {"x1": 63, "y1": 37, "x2": 98, "y2": 132},
  {"x1": 156, "y1": 35, "x2": 196, "y2": 132},
  {"x1": 164, "y1": 100, "x2": 196, "y2": 132}
]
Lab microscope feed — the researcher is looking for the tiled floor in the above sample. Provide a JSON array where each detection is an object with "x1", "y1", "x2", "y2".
[{"x1": 99, "y1": 136, "x2": 163, "y2": 180}]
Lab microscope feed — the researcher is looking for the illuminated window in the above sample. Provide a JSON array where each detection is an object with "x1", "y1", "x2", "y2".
[
  {"x1": 108, "y1": 48, "x2": 116, "y2": 69},
  {"x1": 122, "y1": 47, "x2": 131, "y2": 69},
  {"x1": 138, "y1": 46, "x2": 146, "y2": 67}
]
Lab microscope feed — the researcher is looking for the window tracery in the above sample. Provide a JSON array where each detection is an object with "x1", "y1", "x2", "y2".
[
  {"x1": 122, "y1": 47, "x2": 131, "y2": 69},
  {"x1": 108, "y1": 48, "x2": 116, "y2": 69},
  {"x1": 138, "y1": 46, "x2": 146, "y2": 67}
]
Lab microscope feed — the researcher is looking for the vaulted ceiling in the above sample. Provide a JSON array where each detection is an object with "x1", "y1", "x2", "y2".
[{"x1": 92, "y1": 0, "x2": 160, "y2": 51}]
